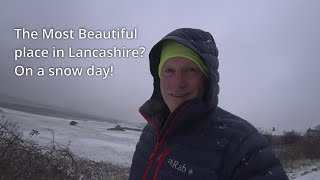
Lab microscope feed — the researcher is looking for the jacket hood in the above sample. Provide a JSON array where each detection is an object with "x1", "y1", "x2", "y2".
[{"x1": 139, "y1": 28, "x2": 220, "y2": 130}]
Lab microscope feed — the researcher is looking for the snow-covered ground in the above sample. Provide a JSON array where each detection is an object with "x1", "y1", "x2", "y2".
[
  {"x1": 289, "y1": 170, "x2": 320, "y2": 180},
  {"x1": 286, "y1": 160, "x2": 320, "y2": 180},
  {"x1": 0, "y1": 107, "x2": 141, "y2": 167},
  {"x1": 295, "y1": 171, "x2": 320, "y2": 180},
  {"x1": 0, "y1": 107, "x2": 319, "y2": 179}
]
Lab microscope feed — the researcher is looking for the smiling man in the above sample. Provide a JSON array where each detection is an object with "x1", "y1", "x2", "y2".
[
  {"x1": 159, "y1": 41, "x2": 208, "y2": 112},
  {"x1": 129, "y1": 28, "x2": 288, "y2": 180}
]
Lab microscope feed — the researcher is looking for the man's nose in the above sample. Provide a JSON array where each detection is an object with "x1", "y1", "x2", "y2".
[{"x1": 173, "y1": 71, "x2": 187, "y2": 88}]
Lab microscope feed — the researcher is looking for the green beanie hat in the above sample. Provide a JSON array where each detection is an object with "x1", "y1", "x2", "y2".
[{"x1": 158, "y1": 41, "x2": 209, "y2": 78}]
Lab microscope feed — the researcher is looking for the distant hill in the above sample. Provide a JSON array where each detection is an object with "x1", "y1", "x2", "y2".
[{"x1": 0, "y1": 94, "x2": 122, "y2": 124}]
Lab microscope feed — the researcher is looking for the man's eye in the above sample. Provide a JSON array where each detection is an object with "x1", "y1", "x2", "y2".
[
  {"x1": 162, "y1": 68, "x2": 175, "y2": 77},
  {"x1": 187, "y1": 67, "x2": 196, "y2": 72},
  {"x1": 186, "y1": 67, "x2": 200, "y2": 73},
  {"x1": 164, "y1": 69, "x2": 174, "y2": 73}
]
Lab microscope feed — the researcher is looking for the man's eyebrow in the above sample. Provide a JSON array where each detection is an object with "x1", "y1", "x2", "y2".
[
  {"x1": 184, "y1": 63, "x2": 200, "y2": 68},
  {"x1": 162, "y1": 64, "x2": 171, "y2": 69}
]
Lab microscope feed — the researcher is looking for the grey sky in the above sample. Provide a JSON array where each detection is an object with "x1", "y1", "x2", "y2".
[{"x1": 1, "y1": 0, "x2": 319, "y2": 131}]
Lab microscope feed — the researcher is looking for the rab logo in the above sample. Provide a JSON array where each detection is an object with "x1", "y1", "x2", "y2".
[{"x1": 168, "y1": 158, "x2": 187, "y2": 173}]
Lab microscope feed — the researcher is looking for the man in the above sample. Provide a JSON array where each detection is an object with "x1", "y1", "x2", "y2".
[{"x1": 129, "y1": 28, "x2": 288, "y2": 180}]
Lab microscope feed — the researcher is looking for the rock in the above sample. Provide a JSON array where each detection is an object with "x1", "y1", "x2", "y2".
[
  {"x1": 69, "y1": 121, "x2": 78, "y2": 125},
  {"x1": 108, "y1": 125, "x2": 125, "y2": 131}
]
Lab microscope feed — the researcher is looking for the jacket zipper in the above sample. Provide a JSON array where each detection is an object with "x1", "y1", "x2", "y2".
[
  {"x1": 152, "y1": 147, "x2": 171, "y2": 180},
  {"x1": 142, "y1": 103, "x2": 189, "y2": 180},
  {"x1": 142, "y1": 143, "x2": 160, "y2": 180}
]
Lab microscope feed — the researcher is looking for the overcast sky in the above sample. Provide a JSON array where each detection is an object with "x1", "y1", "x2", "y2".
[{"x1": 1, "y1": 0, "x2": 319, "y2": 131}]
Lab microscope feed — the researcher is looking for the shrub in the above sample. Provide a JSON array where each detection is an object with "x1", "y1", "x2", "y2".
[
  {"x1": 263, "y1": 133, "x2": 281, "y2": 146},
  {"x1": 280, "y1": 131, "x2": 303, "y2": 145},
  {"x1": 0, "y1": 115, "x2": 129, "y2": 180},
  {"x1": 262, "y1": 131, "x2": 320, "y2": 169}
]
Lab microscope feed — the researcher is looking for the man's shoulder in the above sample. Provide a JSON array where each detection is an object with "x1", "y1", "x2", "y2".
[
  {"x1": 210, "y1": 107, "x2": 288, "y2": 180},
  {"x1": 206, "y1": 107, "x2": 262, "y2": 142},
  {"x1": 216, "y1": 107, "x2": 257, "y2": 130},
  {"x1": 140, "y1": 123, "x2": 157, "y2": 139}
]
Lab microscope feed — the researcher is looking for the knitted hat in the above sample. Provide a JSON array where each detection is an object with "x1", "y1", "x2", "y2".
[{"x1": 158, "y1": 40, "x2": 208, "y2": 78}]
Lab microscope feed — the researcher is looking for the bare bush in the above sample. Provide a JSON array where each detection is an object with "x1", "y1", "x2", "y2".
[
  {"x1": 263, "y1": 133, "x2": 281, "y2": 146},
  {"x1": 262, "y1": 131, "x2": 320, "y2": 170},
  {"x1": 280, "y1": 131, "x2": 303, "y2": 145},
  {"x1": 0, "y1": 115, "x2": 129, "y2": 180}
]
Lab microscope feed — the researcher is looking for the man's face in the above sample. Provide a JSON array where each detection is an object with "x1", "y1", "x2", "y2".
[{"x1": 160, "y1": 57, "x2": 206, "y2": 112}]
